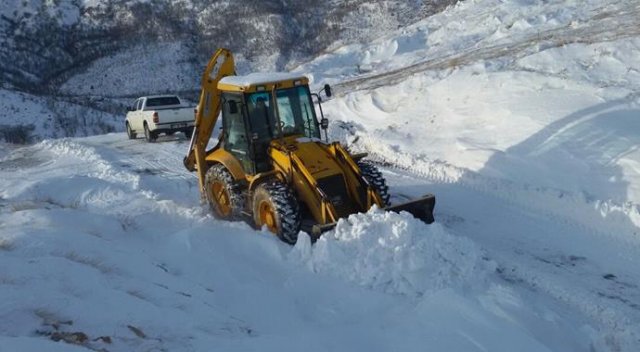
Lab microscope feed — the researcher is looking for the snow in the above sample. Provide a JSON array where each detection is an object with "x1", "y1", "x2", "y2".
[
  {"x1": 2, "y1": 0, "x2": 640, "y2": 351},
  {"x1": 291, "y1": 208, "x2": 494, "y2": 297},
  {"x1": 220, "y1": 73, "x2": 309, "y2": 88},
  {"x1": 0, "y1": 135, "x2": 597, "y2": 351}
]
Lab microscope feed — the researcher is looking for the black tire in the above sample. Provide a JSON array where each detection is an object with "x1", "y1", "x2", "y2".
[
  {"x1": 144, "y1": 123, "x2": 156, "y2": 142},
  {"x1": 126, "y1": 122, "x2": 136, "y2": 140},
  {"x1": 184, "y1": 127, "x2": 194, "y2": 139},
  {"x1": 357, "y1": 160, "x2": 391, "y2": 206},
  {"x1": 204, "y1": 164, "x2": 244, "y2": 219},
  {"x1": 252, "y1": 181, "x2": 301, "y2": 244}
]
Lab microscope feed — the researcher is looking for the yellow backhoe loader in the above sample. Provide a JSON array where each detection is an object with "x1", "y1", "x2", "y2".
[{"x1": 184, "y1": 48, "x2": 435, "y2": 243}]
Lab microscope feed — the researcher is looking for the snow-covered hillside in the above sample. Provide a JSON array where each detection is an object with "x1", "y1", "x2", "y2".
[
  {"x1": 2, "y1": 0, "x2": 640, "y2": 351},
  {"x1": 0, "y1": 0, "x2": 456, "y2": 142},
  {"x1": 0, "y1": 89, "x2": 121, "y2": 143}
]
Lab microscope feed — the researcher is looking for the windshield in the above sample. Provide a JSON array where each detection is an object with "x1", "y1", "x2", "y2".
[
  {"x1": 245, "y1": 87, "x2": 320, "y2": 140},
  {"x1": 275, "y1": 86, "x2": 320, "y2": 139}
]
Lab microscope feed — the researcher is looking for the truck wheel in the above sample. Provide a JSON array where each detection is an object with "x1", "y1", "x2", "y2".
[
  {"x1": 252, "y1": 180, "x2": 301, "y2": 244},
  {"x1": 205, "y1": 164, "x2": 243, "y2": 219},
  {"x1": 357, "y1": 160, "x2": 391, "y2": 206},
  {"x1": 144, "y1": 123, "x2": 156, "y2": 142},
  {"x1": 126, "y1": 122, "x2": 136, "y2": 140}
]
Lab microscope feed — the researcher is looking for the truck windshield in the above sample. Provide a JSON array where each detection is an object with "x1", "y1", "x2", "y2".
[
  {"x1": 245, "y1": 87, "x2": 320, "y2": 140},
  {"x1": 146, "y1": 96, "x2": 181, "y2": 107}
]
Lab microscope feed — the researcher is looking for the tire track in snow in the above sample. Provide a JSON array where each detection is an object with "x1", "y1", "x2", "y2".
[
  {"x1": 96, "y1": 135, "x2": 195, "y2": 181},
  {"x1": 41, "y1": 136, "x2": 203, "y2": 221}
]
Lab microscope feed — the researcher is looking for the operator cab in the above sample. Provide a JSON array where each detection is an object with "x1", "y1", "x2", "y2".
[{"x1": 217, "y1": 73, "x2": 324, "y2": 174}]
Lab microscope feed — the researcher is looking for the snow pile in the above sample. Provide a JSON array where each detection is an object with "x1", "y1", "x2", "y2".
[{"x1": 291, "y1": 207, "x2": 494, "y2": 297}]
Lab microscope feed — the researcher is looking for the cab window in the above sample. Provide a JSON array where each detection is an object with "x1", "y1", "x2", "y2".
[
  {"x1": 222, "y1": 95, "x2": 248, "y2": 154},
  {"x1": 275, "y1": 86, "x2": 320, "y2": 139}
]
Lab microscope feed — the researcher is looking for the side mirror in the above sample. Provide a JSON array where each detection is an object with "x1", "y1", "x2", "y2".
[
  {"x1": 324, "y1": 84, "x2": 332, "y2": 97},
  {"x1": 228, "y1": 101, "x2": 238, "y2": 114},
  {"x1": 320, "y1": 118, "x2": 329, "y2": 130}
]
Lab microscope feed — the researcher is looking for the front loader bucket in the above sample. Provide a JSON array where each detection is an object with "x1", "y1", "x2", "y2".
[
  {"x1": 384, "y1": 194, "x2": 436, "y2": 224},
  {"x1": 310, "y1": 194, "x2": 436, "y2": 239}
]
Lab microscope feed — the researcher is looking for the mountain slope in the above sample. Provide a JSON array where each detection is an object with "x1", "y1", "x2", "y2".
[{"x1": 0, "y1": 0, "x2": 457, "y2": 142}]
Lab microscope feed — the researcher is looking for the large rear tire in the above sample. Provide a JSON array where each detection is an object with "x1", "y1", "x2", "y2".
[
  {"x1": 357, "y1": 160, "x2": 391, "y2": 206},
  {"x1": 252, "y1": 181, "x2": 301, "y2": 244},
  {"x1": 205, "y1": 164, "x2": 244, "y2": 219}
]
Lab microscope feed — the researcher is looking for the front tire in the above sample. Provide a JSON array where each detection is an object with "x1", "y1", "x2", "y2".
[
  {"x1": 205, "y1": 164, "x2": 243, "y2": 219},
  {"x1": 126, "y1": 122, "x2": 136, "y2": 140},
  {"x1": 252, "y1": 181, "x2": 301, "y2": 244},
  {"x1": 144, "y1": 123, "x2": 156, "y2": 143},
  {"x1": 357, "y1": 160, "x2": 391, "y2": 206}
]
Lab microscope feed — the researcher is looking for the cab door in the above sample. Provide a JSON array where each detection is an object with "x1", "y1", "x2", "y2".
[
  {"x1": 221, "y1": 93, "x2": 254, "y2": 174},
  {"x1": 132, "y1": 99, "x2": 145, "y2": 131}
]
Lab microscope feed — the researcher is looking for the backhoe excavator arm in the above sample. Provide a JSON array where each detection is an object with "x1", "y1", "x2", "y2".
[{"x1": 184, "y1": 48, "x2": 236, "y2": 193}]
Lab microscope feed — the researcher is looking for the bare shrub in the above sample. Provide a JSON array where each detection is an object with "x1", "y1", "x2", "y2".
[{"x1": 0, "y1": 124, "x2": 35, "y2": 144}]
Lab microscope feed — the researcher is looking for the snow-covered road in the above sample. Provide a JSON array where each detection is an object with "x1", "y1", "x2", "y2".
[{"x1": 1, "y1": 134, "x2": 637, "y2": 351}]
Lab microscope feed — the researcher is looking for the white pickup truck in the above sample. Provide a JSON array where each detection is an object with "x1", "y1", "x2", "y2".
[{"x1": 125, "y1": 95, "x2": 195, "y2": 142}]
